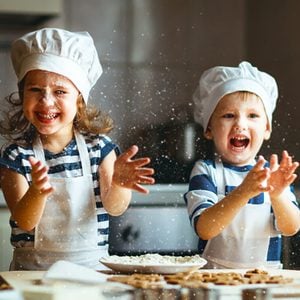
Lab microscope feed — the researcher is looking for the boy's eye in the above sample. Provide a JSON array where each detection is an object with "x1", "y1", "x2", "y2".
[{"x1": 249, "y1": 113, "x2": 259, "y2": 118}]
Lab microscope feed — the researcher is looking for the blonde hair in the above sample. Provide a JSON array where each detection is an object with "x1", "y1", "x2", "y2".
[{"x1": 233, "y1": 90, "x2": 261, "y2": 101}]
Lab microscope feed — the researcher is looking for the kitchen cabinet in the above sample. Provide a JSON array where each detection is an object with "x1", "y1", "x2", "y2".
[{"x1": 0, "y1": 208, "x2": 13, "y2": 271}]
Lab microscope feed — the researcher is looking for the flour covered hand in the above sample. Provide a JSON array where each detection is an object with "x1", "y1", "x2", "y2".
[
  {"x1": 238, "y1": 156, "x2": 271, "y2": 197},
  {"x1": 112, "y1": 145, "x2": 155, "y2": 193},
  {"x1": 268, "y1": 150, "x2": 299, "y2": 198},
  {"x1": 29, "y1": 156, "x2": 53, "y2": 195}
]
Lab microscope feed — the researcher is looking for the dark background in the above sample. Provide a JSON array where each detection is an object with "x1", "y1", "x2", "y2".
[{"x1": 0, "y1": 0, "x2": 299, "y2": 184}]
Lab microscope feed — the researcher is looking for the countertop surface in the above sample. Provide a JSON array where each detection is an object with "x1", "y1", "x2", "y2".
[{"x1": 1, "y1": 268, "x2": 300, "y2": 300}]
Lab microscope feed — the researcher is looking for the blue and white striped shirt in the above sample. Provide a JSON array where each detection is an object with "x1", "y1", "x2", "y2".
[
  {"x1": 184, "y1": 159, "x2": 299, "y2": 263},
  {"x1": 0, "y1": 133, "x2": 119, "y2": 250}
]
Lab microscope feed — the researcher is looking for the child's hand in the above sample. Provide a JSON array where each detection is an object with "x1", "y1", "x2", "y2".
[
  {"x1": 239, "y1": 156, "x2": 271, "y2": 198},
  {"x1": 29, "y1": 156, "x2": 54, "y2": 195},
  {"x1": 112, "y1": 145, "x2": 155, "y2": 193},
  {"x1": 268, "y1": 150, "x2": 299, "y2": 198}
]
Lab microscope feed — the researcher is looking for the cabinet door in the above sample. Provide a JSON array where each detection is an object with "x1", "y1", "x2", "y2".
[{"x1": 0, "y1": 209, "x2": 13, "y2": 271}]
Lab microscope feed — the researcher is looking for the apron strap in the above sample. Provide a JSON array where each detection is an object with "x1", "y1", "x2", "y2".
[
  {"x1": 33, "y1": 131, "x2": 92, "y2": 176},
  {"x1": 32, "y1": 137, "x2": 46, "y2": 164},
  {"x1": 215, "y1": 159, "x2": 225, "y2": 198},
  {"x1": 74, "y1": 131, "x2": 92, "y2": 176}
]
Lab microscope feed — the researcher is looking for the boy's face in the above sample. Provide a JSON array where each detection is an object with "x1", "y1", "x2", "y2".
[{"x1": 205, "y1": 92, "x2": 271, "y2": 166}]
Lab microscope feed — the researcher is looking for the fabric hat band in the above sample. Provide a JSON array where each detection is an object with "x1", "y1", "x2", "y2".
[
  {"x1": 202, "y1": 78, "x2": 271, "y2": 131},
  {"x1": 11, "y1": 28, "x2": 103, "y2": 104},
  {"x1": 18, "y1": 53, "x2": 93, "y2": 103},
  {"x1": 193, "y1": 61, "x2": 278, "y2": 132}
]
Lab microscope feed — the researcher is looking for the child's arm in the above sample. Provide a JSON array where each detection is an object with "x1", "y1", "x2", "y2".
[
  {"x1": 196, "y1": 157, "x2": 270, "y2": 240},
  {"x1": 99, "y1": 145, "x2": 155, "y2": 216},
  {"x1": 268, "y1": 150, "x2": 300, "y2": 235},
  {"x1": 0, "y1": 157, "x2": 54, "y2": 231}
]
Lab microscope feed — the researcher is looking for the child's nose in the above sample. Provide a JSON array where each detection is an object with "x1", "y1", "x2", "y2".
[
  {"x1": 234, "y1": 117, "x2": 247, "y2": 131},
  {"x1": 40, "y1": 91, "x2": 56, "y2": 104}
]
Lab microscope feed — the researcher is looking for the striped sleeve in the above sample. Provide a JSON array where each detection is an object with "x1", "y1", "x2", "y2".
[
  {"x1": 184, "y1": 160, "x2": 218, "y2": 229},
  {"x1": 0, "y1": 142, "x2": 34, "y2": 177}
]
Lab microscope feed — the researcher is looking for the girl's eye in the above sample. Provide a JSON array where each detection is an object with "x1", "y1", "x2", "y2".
[
  {"x1": 222, "y1": 113, "x2": 234, "y2": 118},
  {"x1": 28, "y1": 87, "x2": 41, "y2": 92}
]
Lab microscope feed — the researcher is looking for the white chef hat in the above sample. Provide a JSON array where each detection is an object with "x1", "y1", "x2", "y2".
[
  {"x1": 193, "y1": 61, "x2": 278, "y2": 131},
  {"x1": 10, "y1": 27, "x2": 102, "y2": 103}
]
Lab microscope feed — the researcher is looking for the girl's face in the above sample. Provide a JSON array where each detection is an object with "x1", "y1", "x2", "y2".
[
  {"x1": 205, "y1": 92, "x2": 271, "y2": 166},
  {"x1": 23, "y1": 70, "x2": 80, "y2": 138}
]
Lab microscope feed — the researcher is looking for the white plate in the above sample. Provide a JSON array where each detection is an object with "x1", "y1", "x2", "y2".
[{"x1": 99, "y1": 255, "x2": 207, "y2": 274}]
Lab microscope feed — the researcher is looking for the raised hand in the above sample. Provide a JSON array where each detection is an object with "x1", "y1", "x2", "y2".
[
  {"x1": 239, "y1": 156, "x2": 271, "y2": 198},
  {"x1": 29, "y1": 156, "x2": 54, "y2": 196},
  {"x1": 268, "y1": 150, "x2": 299, "y2": 198},
  {"x1": 112, "y1": 145, "x2": 155, "y2": 193}
]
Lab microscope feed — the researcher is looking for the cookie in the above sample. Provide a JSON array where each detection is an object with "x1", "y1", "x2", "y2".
[
  {"x1": 107, "y1": 268, "x2": 293, "y2": 289},
  {"x1": 108, "y1": 273, "x2": 164, "y2": 289}
]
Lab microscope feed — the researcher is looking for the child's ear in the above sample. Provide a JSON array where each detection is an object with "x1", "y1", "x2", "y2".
[
  {"x1": 264, "y1": 123, "x2": 272, "y2": 140},
  {"x1": 204, "y1": 127, "x2": 213, "y2": 140}
]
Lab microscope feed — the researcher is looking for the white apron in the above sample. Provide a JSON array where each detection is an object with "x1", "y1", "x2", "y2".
[
  {"x1": 11, "y1": 131, "x2": 108, "y2": 270},
  {"x1": 202, "y1": 160, "x2": 281, "y2": 269}
]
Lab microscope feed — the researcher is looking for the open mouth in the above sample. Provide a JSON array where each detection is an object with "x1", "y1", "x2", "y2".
[
  {"x1": 36, "y1": 112, "x2": 59, "y2": 121},
  {"x1": 230, "y1": 136, "x2": 250, "y2": 149}
]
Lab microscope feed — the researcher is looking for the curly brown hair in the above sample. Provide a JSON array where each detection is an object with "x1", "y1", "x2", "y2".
[{"x1": 0, "y1": 80, "x2": 113, "y2": 145}]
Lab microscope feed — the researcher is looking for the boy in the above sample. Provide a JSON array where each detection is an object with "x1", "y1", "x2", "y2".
[{"x1": 185, "y1": 61, "x2": 300, "y2": 269}]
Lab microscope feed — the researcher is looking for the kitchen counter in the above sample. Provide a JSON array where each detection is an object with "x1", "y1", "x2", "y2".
[{"x1": 1, "y1": 269, "x2": 300, "y2": 300}]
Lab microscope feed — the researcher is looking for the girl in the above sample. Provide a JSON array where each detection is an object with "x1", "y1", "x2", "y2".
[
  {"x1": 185, "y1": 61, "x2": 300, "y2": 269},
  {"x1": 0, "y1": 28, "x2": 154, "y2": 270}
]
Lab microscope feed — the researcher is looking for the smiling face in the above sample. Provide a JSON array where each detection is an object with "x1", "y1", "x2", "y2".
[
  {"x1": 23, "y1": 70, "x2": 80, "y2": 139},
  {"x1": 204, "y1": 92, "x2": 271, "y2": 166}
]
